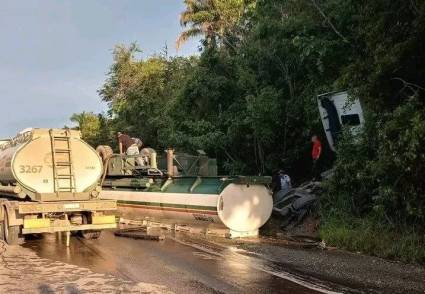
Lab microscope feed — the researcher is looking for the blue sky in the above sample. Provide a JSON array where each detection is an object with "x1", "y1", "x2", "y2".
[{"x1": 0, "y1": 0, "x2": 199, "y2": 137}]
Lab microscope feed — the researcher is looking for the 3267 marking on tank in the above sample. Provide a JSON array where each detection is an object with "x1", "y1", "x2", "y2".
[{"x1": 0, "y1": 128, "x2": 117, "y2": 245}]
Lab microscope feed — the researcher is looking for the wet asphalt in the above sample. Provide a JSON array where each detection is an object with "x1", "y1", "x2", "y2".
[{"x1": 23, "y1": 230, "x2": 339, "y2": 294}]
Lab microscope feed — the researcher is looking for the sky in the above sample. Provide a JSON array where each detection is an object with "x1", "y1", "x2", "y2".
[{"x1": 0, "y1": 0, "x2": 200, "y2": 137}]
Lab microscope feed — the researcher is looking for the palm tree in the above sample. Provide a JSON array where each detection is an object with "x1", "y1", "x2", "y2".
[
  {"x1": 176, "y1": 0, "x2": 254, "y2": 50},
  {"x1": 177, "y1": 0, "x2": 216, "y2": 50}
]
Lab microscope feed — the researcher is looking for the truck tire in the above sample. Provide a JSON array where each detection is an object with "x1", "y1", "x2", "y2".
[
  {"x1": 81, "y1": 230, "x2": 101, "y2": 240},
  {"x1": 0, "y1": 206, "x2": 4, "y2": 241},
  {"x1": 79, "y1": 214, "x2": 101, "y2": 240},
  {"x1": 0, "y1": 222, "x2": 4, "y2": 241},
  {"x1": 4, "y1": 211, "x2": 23, "y2": 245}
]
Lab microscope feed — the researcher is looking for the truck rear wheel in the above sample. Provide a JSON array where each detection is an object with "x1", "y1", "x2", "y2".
[
  {"x1": 81, "y1": 230, "x2": 101, "y2": 239},
  {"x1": 0, "y1": 222, "x2": 4, "y2": 241},
  {"x1": 4, "y1": 211, "x2": 23, "y2": 245},
  {"x1": 79, "y1": 214, "x2": 101, "y2": 240}
]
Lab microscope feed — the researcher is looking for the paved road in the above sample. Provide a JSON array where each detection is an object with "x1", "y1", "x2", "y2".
[{"x1": 23, "y1": 230, "x2": 342, "y2": 294}]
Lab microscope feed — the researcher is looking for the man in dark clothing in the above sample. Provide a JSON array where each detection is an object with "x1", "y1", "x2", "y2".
[
  {"x1": 117, "y1": 132, "x2": 136, "y2": 154},
  {"x1": 311, "y1": 135, "x2": 322, "y2": 181},
  {"x1": 117, "y1": 132, "x2": 144, "y2": 166}
]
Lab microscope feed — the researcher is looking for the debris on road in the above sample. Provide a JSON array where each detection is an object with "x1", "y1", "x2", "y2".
[
  {"x1": 114, "y1": 227, "x2": 165, "y2": 241},
  {"x1": 273, "y1": 181, "x2": 321, "y2": 231}
]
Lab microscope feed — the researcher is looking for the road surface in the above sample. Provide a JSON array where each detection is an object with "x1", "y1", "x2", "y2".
[{"x1": 22, "y1": 229, "x2": 344, "y2": 293}]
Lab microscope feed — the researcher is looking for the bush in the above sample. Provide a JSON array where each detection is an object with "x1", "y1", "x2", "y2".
[
  {"x1": 320, "y1": 96, "x2": 425, "y2": 263},
  {"x1": 320, "y1": 214, "x2": 425, "y2": 264},
  {"x1": 323, "y1": 97, "x2": 425, "y2": 226}
]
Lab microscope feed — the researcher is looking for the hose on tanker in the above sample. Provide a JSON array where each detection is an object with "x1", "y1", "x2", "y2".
[
  {"x1": 96, "y1": 145, "x2": 114, "y2": 186},
  {"x1": 100, "y1": 157, "x2": 111, "y2": 186}
]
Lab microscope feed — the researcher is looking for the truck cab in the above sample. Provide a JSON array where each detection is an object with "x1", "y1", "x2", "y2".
[{"x1": 317, "y1": 91, "x2": 365, "y2": 151}]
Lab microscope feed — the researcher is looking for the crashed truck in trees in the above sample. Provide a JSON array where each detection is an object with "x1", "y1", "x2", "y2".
[
  {"x1": 273, "y1": 91, "x2": 366, "y2": 228},
  {"x1": 317, "y1": 91, "x2": 365, "y2": 151},
  {"x1": 0, "y1": 128, "x2": 116, "y2": 245}
]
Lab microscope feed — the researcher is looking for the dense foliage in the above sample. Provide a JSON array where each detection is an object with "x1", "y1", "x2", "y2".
[
  {"x1": 72, "y1": 0, "x2": 425, "y2": 242},
  {"x1": 319, "y1": 0, "x2": 425, "y2": 227}
]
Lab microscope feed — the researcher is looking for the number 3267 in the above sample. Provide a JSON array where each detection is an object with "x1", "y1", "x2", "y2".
[{"x1": 19, "y1": 165, "x2": 42, "y2": 173}]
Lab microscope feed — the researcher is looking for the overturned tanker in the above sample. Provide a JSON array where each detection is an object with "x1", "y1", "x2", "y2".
[
  {"x1": 98, "y1": 147, "x2": 273, "y2": 237},
  {"x1": 0, "y1": 129, "x2": 116, "y2": 245}
]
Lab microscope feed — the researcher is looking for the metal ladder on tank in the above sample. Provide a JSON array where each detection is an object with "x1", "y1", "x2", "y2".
[{"x1": 49, "y1": 129, "x2": 76, "y2": 194}]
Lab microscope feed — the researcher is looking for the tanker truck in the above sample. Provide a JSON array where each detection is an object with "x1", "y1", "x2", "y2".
[
  {"x1": 0, "y1": 128, "x2": 117, "y2": 245},
  {"x1": 98, "y1": 147, "x2": 273, "y2": 238}
]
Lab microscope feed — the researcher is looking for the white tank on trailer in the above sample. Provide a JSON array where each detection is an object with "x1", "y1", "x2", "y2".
[
  {"x1": 0, "y1": 128, "x2": 103, "y2": 201},
  {"x1": 101, "y1": 177, "x2": 273, "y2": 237}
]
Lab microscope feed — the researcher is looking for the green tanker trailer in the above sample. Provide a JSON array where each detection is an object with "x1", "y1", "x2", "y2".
[{"x1": 98, "y1": 147, "x2": 273, "y2": 237}]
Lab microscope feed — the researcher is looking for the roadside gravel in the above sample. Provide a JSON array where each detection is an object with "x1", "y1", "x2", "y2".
[{"x1": 215, "y1": 237, "x2": 425, "y2": 294}]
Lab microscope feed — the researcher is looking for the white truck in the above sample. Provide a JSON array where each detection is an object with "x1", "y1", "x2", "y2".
[{"x1": 317, "y1": 91, "x2": 365, "y2": 151}]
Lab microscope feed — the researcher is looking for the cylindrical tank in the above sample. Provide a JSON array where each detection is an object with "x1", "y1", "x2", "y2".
[
  {"x1": 100, "y1": 177, "x2": 273, "y2": 234},
  {"x1": 0, "y1": 128, "x2": 103, "y2": 200}
]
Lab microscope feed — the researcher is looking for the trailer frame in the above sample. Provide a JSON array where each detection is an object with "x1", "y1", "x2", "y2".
[{"x1": 0, "y1": 197, "x2": 117, "y2": 245}]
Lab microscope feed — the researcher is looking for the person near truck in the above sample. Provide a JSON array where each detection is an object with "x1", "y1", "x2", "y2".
[
  {"x1": 132, "y1": 137, "x2": 144, "y2": 151},
  {"x1": 311, "y1": 135, "x2": 322, "y2": 181},
  {"x1": 272, "y1": 170, "x2": 292, "y2": 204},
  {"x1": 117, "y1": 132, "x2": 144, "y2": 166}
]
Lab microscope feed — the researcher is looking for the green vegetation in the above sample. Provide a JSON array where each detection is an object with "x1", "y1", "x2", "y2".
[
  {"x1": 321, "y1": 97, "x2": 425, "y2": 263},
  {"x1": 72, "y1": 0, "x2": 425, "y2": 263},
  {"x1": 320, "y1": 214, "x2": 425, "y2": 264},
  {"x1": 70, "y1": 111, "x2": 114, "y2": 148}
]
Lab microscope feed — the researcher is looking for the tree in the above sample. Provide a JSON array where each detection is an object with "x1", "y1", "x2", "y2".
[
  {"x1": 99, "y1": 43, "x2": 196, "y2": 149},
  {"x1": 70, "y1": 112, "x2": 101, "y2": 146},
  {"x1": 72, "y1": 0, "x2": 425, "y2": 261},
  {"x1": 177, "y1": 0, "x2": 255, "y2": 50}
]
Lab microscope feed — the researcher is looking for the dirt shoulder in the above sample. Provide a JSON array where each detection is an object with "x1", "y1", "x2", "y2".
[{"x1": 206, "y1": 235, "x2": 425, "y2": 294}]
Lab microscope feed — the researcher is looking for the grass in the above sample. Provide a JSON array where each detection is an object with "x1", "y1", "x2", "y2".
[{"x1": 320, "y1": 214, "x2": 425, "y2": 264}]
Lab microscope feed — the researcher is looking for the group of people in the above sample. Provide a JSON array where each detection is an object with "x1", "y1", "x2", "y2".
[
  {"x1": 273, "y1": 134, "x2": 322, "y2": 199},
  {"x1": 270, "y1": 134, "x2": 322, "y2": 230},
  {"x1": 117, "y1": 130, "x2": 323, "y2": 181}
]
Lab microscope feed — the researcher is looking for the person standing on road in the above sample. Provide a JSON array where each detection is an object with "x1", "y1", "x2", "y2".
[
  {"x1": 117, "y1": 132, "x2": 144, "y2": 166},
  {"x1": 311, "y1": 135, "x2": 322, "y2": 181}
]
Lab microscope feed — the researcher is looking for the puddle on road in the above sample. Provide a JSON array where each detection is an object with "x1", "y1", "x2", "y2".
[{"x1": 23, "y1": 231, "x2": 343, "y2": 294}]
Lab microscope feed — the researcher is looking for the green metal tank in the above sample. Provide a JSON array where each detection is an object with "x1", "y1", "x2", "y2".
[{"x1": 99, "y1": 147, "x2": 273, "y2": 236}]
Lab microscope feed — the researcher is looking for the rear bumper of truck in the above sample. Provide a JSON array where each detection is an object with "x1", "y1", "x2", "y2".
[
  {"x1": 22, "y1": 220, "x2": 117, "y2": 234},
  {"x1": 15, "y1": 200, "x2": 117, "y2": 234},
  {"x1": 17, "y1": 199, "x2": 117, "y2": 214}
]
